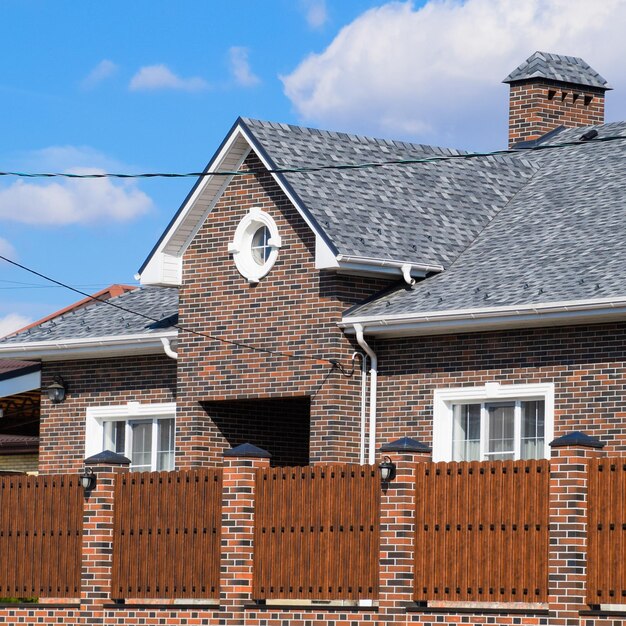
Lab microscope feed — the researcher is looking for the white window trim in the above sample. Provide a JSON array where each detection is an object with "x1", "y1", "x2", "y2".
[
  {"x1": 85, "y1": 401, "x2": 176, "y2": 464},
  {"x1": 433, "y1": 382, "x2": 554, "y2": 462},
  {"x1": 227, "y1": 208, "x2": 282, "y2": 283}
]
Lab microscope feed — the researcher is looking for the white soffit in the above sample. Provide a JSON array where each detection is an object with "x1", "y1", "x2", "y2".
[{"x1": 0, "y1": 369, "x2": 41, "y2": 399}]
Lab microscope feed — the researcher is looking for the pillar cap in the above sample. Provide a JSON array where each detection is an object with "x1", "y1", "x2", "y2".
[
  {"x1": 223, "y1": 443, "x2": 271, "y2": 458},
  {"x1": 380, "y1": 437, "x2": 431, "y2": 453},
  {"x1": 550, "y1": 431, "x2": 605, "y2": 449},
  {"x1": 84, "y1": 450, "x2": 131, "y2": 465}
]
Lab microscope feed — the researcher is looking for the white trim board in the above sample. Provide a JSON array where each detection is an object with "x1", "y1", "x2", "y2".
[
  {"x1": 0, "y1": 331, "x2": 178, "y2": 361},
  {"x1": 432, "y1": 382, "x2": 555, "y2": 462}
]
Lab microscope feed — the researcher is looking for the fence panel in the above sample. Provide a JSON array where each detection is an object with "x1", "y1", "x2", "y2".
[
  {"x1": 111, "y1": 468, "x2": 222, "y2": 599},
  {"x1": 253, "y1": 464, "x2": 379, "y2": 600},
  {"x1": 0, "y1": 474, "x2": 82, "y2": 598},
  {"x1": 587, "y1": 457, "x2": 626, "y2": 604},
  {"x1": 414, "y1": 460, "x2": 549, "y2": 603}
]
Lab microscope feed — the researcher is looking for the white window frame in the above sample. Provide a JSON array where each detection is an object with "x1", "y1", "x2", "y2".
[
  {"x1": 85, "y1": 401, "x2": 176, "y2": 470},
  {"x1": 433, "y1": 382, "x2": 554, "y2": 462},
  {"x1": 227, "y1": 208, "x2": 282, "y2": 283}
]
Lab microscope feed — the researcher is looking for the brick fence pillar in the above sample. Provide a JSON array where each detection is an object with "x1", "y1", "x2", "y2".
[
  {"x1": 378, "y1": 437, "x2": 432, "y2": 619},
  {"x1": 221, "y1": 443, "x2": 271, "y2": 625},
  {"x1": 549, "y1": 431, "x2": 606, "y2": 626},
  {"x1": 79, "y1": 450, "x2": 130, "y2": 625}
]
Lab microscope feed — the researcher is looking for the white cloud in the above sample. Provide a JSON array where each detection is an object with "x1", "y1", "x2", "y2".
[
  {"x1": 0, "y1": 147, "x2": 153, "y2": 225},
  {"x1": 282, "y1": 0, "x2": 626, "y2": 149},
  {"x1": 0, "y1": 313, "x2": 32, "y2": 338},
  {"x1": 82, "y1": 59, "x2": 118, "y2": 88},
  {"x1": 228, "y1": 47, "x2": 261, "y2": 87},
  {"x1": 0, "y1": 237, "x2": 15, "y2": 259},
  {"x1": 129, "y1": 64, "x2": 209, "y2": 92},
  {"x1": 301, "y1": 0, "x2": 328, "y2": 28}
]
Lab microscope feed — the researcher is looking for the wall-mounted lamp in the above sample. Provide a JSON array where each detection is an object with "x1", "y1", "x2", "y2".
[
  {"x1": 80, "y1": 467, "x2": 96, "y2": 492},
  {"x1": 46, "y1": 376, "x2": 67, "y2": 404},
  {"x1": 379, "y1": 456, "x2": 396, "y2": 482}
]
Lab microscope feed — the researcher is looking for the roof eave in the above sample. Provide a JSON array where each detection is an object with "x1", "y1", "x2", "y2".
[
  {"x1": 340, "y1": 298, "x2": 626, "y2": 337},
  {"x1": 0, "y1": 330, "x2": 178, "y2": 362}
]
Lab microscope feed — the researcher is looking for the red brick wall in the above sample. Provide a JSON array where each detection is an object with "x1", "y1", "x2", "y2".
[
  {"x1": 374, "y1": 322, "x2": 626, "y2": 453},
  {"x1": 508, "y1": 80, "x2": 605, "y2": 147},
  {"x1": 39, "y1": 355, "x2": 176, "y2": 474},
  {"x1": 176, "y1": 152, "x2": 392, "y2": 467}
]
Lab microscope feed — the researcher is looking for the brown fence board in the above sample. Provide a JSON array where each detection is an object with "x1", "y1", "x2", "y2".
[
  {"x1": 253, "y1": 464, "x2": 379, "y2": 601},
  {"x1": 587, "y1": 458, "x2": 626, "y2": 604},
  {"x1": 110, "y1": 468, "x2": 222, "y2": 599},
  {"x1": 414, "y1": 459, "x2": 549, "y2": 603},
  {"x1": 0, "y1": 474, "x2": 82, "y2": 598}
]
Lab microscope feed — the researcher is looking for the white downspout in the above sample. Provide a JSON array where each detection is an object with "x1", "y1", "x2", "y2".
[
  {"x1": 352, "y1": 352, "x2": 368, "y2": 465},
  {"x1": 161, "y1": 337, "x2": 178, "y2": 360},
  {"x1": 354, "y1": 324, "x2": 377, "y2": 465}
]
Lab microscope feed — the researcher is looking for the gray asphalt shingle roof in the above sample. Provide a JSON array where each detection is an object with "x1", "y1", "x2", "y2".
[
  {"x1": 242, "y1": 118, "x2": 537, "y2": 268},
  {"x1": 0, "y1": 287, "x2": 178, "y2": 345},
  {"x1": 347, "y1": 123, "x2": 626, "y2": 319},
  {"x1": 503, "y1": 51, "x2": 611, "y2": 90}
]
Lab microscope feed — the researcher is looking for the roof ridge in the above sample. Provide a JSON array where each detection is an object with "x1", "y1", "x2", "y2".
[{"x1": 240, "y1": 117, "x2": 467, "y2": 155}]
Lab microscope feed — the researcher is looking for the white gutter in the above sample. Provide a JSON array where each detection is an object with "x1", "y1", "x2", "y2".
[
  {"x1": 354, "y1": 324, "x2": 378, "y2": 465},
  {"x1": 341, "y1": 297, "x2": 626, "y2": 337},
  {"x1": 0, "y1": 330, "x2": 178, "y2": 361},
  {"x1": 161, "y1": 337, "x2": 178, "y2": 360},
  {"x1": 336, "y1": 254, "x2": 443, "y2": 279}
]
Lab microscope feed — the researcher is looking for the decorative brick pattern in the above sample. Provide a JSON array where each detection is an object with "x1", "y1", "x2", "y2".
[
  {"x1": 38, "y1": 355, "x2": 176, "y2": 474},
  {"x1": 549, "y1": 444, "x2": 606, "y2": 626},
  {"x1": 176, "y1": 152, "x2": 391, "y2": 468},
  {"x1": 508, "y1": 80, "x2": 605, "y2": 147},
  {"x1": 374, "y1": 323, "x2": 626, "y2": 454}
]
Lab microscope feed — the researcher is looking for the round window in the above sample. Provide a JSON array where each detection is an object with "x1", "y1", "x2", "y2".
[{"x1": 228, "y1": 209, "x2": 282, "y2": 283}]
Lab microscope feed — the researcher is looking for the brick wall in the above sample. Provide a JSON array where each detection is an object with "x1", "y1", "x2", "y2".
[
  {"x1": 374, "y1": 322, "x2": 626, "y2": 453},
  {"x1": 39, "y1": 355, "x2": 176, "y2": 474},
  {"x1": 508, "y1": 80, "x2": 605, "y2": 147},
  {"x1": 176, "y1": 151, "x2": 391, "y2": 468}
]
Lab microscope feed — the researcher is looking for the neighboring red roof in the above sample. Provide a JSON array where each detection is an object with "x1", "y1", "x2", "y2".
[
  {"x1": 12, "y1": 284, "x2": 137, "y2": 336},
  {"x1": 0, "y1": 434, "x2": 39, "y2": 453},
  {"x1": 0, "y1": 360, "x2": 40, "y2": 382}
]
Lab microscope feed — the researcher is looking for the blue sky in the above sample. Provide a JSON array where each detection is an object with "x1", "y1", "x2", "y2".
[{"x1": 1, "y1": 0, "x2": 625, "y2": 334}]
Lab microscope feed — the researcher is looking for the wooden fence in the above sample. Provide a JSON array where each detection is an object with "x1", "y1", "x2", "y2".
[
  {"x1": 0, "y1": 474, "x2": 82, "y2": 598},
  {"x1": 587, "y1": 457, "x2": 626, "y2": 604},
  {"x1": 414, "y1": 460, "x2": 549, "y2": 603},
  {"x1": 253, "y1": 465, "x2": 379, "y2": 600},
  {"x1": 110, "y1": 469, "x2": 222, "y2": 599}
]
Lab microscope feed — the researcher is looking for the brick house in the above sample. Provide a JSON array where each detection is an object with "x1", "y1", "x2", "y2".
[{"x1": 0, "y1": 50, "x2": 623, "y2": 478}]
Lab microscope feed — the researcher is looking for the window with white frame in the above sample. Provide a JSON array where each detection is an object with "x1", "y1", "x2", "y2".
[
  {"x1": 433, "y1": 383, "x2": 554, "y2": 462},
  {"x1": 85, "y1": 402, "x2": 176, "y2": 472}
]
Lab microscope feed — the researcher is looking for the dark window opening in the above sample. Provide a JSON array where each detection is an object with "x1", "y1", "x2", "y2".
[{"x1": 202, "y1": 397, "x2": 310, "y2": 466}]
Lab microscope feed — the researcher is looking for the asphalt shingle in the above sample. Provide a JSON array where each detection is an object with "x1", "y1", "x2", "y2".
[
  {"x1": 242, "y1": 118, "x2": 536, "y2": 269},
  {"x1": 503, "y1": 51, "x2": 611, "y2": 90},
  {"x1": 0, "y1": 287, "x2": 178, "y2": 345},
  {"x1": 347, "y1": 123, "x2": 626, "y2": 319}
]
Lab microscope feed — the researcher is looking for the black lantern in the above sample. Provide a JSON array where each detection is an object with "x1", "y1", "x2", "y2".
[
  {"x1": 379, "y1": 456, "x2": 396, "y2": 482},
  {"x1": 80, "y1": 467, "x2": 96, "y2": 492},
  {"x1": 46, "y1": 376, "x2": 67, "y2": 404}
]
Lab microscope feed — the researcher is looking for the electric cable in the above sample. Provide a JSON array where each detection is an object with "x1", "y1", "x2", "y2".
[
  {"x1": 0, "y1": 254, "x2": 335, "y2": 366},
  {"x1": 0, "y1": 135, "x2": 622, "y2": 179}
]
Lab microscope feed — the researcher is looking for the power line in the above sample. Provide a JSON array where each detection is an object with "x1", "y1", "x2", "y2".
[
  {"x1": 0, "y1": 254, "x2": 334, "y2": 367},
  {"x1": 0, "y1": 135, "x2": 623, "y2": 179}
]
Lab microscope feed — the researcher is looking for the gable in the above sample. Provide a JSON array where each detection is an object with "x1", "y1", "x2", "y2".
[{"x1": 138, "y1": 119, "x2": 337, "y2": 287}]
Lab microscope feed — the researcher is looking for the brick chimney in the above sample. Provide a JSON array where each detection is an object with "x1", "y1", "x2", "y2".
[{"x1": 503, "y1": 51, "x2": 611, "y2": 148}]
